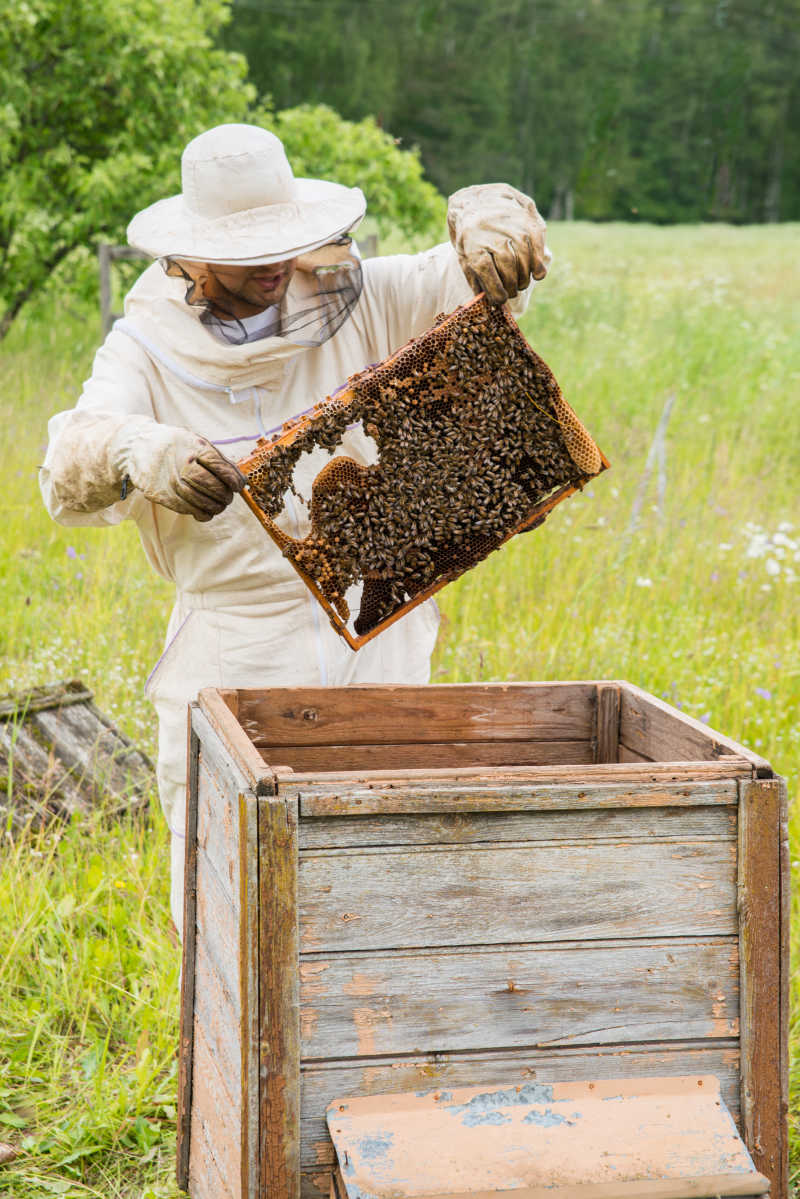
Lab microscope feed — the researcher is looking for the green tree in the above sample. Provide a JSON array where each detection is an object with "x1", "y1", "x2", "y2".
[
  {"x1": 0, "y1": 0, "x2": 255, "y2": 338},
  {"x1": 0, "y1": 0, "x2": 447, "y2": 339},
  {"x1": 262, "y1": 103, "x2": 445, "y2": 238}
]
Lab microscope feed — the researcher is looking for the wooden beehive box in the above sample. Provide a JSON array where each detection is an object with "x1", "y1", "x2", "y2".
[{"x1": 177, "y1": 682, "x2": 788, "y2": 1199}]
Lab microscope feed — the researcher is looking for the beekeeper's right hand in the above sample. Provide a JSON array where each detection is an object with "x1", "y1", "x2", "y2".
[
  {"x1": 45, "y1": 413, "x2": 246, "y2": 521},
  {"x1": 121, "y1": 424, "x2": 246, "y2": 520}
]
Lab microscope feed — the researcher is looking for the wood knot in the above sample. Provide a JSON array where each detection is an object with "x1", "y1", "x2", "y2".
[{"x1": 302, "y1": 708, "x2": 318, "y2": 722}]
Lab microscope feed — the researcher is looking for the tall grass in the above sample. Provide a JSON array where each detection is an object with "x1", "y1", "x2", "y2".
[{"x1": 0, "y1": 223, "x2": 797, "y2": 1196}]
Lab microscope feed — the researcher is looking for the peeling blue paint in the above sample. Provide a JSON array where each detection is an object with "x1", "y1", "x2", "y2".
[
  {"x1": 523, "y1": 1107, "x2": 569, "y2": 1127},
  {"x1": 461, "y1": 1110, "x2": 513, "y2": 1127},
  {"x1": 445, "y1": 1082, "x2": 554, "y2": 1126},
  {"x1": 443, "y1": 1084, "x2": 558, "y2": 1128},
  {"x1": 357, "y1": 1133, "x2": 394, "y2": 1163},
  {"x1": 602, "y1": 1094, "x2": 624, "y2": 1102}
]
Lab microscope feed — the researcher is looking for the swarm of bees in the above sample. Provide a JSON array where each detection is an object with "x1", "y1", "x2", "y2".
[{"x1": 240, "y1": 295, "x2": 607, "y2": 648}]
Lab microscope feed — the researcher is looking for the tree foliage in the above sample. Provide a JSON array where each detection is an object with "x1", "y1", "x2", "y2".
[
  {"x1": 0, "y1": 0, "x2": 444, "y2": 337},
  {"x1": 0, "y1": 0, "x2": 253, "y2": 336},
  {"x1": 224, "y1": 0, "x2": 800, "y2": 224},
  {"x1": 262, "y1": 103, "x2": 444, "y2": 237}
]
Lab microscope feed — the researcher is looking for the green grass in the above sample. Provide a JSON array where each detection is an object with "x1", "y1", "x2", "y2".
[{"x1": 0, "y1": 222, "x2": 797, "y2": 1196}]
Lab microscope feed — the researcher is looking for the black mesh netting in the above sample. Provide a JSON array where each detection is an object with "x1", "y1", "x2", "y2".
[{"x1": 161, "y1": 239, "x2": 363, "y2": 348}]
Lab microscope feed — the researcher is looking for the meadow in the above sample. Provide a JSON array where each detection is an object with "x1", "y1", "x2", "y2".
[{"x1": 0, "y1": 222, "x2": 797, "y2": 1197}]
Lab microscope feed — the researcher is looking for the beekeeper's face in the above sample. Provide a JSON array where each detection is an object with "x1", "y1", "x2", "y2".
[{"x1": 209, "y1": 258, "x2": 298, "y2": 311}]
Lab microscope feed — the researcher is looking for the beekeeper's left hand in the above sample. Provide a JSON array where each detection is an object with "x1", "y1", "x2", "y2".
[{"x1": 447, "y1": 183, "x2": 550, "y2": 305}]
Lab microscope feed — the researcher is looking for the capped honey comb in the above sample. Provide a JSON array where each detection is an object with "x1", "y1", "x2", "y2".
[{"x1": 239, "y1": 294, "x2": 608, "y2": 650}]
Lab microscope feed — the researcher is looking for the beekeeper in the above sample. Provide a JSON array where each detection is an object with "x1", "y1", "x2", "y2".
[{"x1": 40, "y1": 124, "x2": 550, "y2": 931}]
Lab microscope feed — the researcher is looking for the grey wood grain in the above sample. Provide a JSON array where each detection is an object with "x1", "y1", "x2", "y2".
[
  {"x1": 31, "y1": 702, "x2": 151, "y2": 798},
  {"x1": 240, "y1": 791, "x2": 260, "y2": 1199},
  {"x1": 298, "y1": 840, "x2": 738, "y2": 952},
  {"x1": 298, "y1": 937, "x2": 739, "y2": 1059},
  {"x1": 297, "y1": 804, "x2": 737, "y2": 850},
  {"x1": 298, "y1": 1042, "x2": 742, "y2": 1170},
  {"x1": 193, "y1": 936, "x2": 241, "y2": 1092},
  {"x1": 195, "y1": 761, "x2": 238, "y2": 907},
  {"x1": 196, "y1": 845, "x2": 240, "y2": 1006},
  {"x1": 297, "y1": 779, "x2": 739, "y2": 818}
]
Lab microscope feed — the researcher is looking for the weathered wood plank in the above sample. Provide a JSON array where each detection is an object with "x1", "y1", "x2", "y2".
[
  {"x1": 193, "y1": 937, "x2": 241, "y2": 1091},
  {"x1": 189, "y1": 1118, "x2": 237, "y2": 1199},
  {"x1": 738, "y1": 778, "x2": 788, "y2": 1199},
  {"x1": 195, "y1": 759, "x2": 238, "y2": 906},
  {"x1": 196, "y1": 843, "x2": 240, "y2": 1005},
  {"x1": 298, "y1": 840, "x2": 738, "y2": 951},
  {"x1": 620, "y1": 684, "x2": 770, "y2": 774},
  {"x1": 31, "y1": 702, "x2": 151, "y2": 798},
  {"x1": 297, "y1": 779, "x2": 739, "y2": 818},
  {"x1": 177, "y1": 718, "x2": 200, "y2": 1194},
  {"x1": 297, "y1": 804, "x2": 737, "y2": 850},
  {"x1": 189, "y1": 1022, "x2": 240, "y2": 1199},
  {"x1": 595, "y1": 683, "x2": 620, "y2": 764},
  {"x1": 0, "y1": 721, "x2": 89, "y2": 822},
  {"x1": 298, "y1": 1043, "x2": 742, "y2": 1170},
  {"x1": 288, "y1": 760, "x2": 753, "y2": 786},
  {"x1": 236, "y1": 683, "x2": 596, "y2": 746},
  {"x1": 198, "y1": 687, "x2": 276, "y2": 795},
  {"x1": 619, "y1": 743, "x2": 653, "y2": 764},
  {"x1": 0, "y1": 679, "x2": 93, "y2": 719},
  {"x1": 302, "y1": 1169, "x2": 334, "y2": 1199},
  {"x1": 259, "y1": 795, "x2": 300, "y2": 1199},
  {"x1": 260, "y1": 740, "x2": 594, "y2": 772},
  {"x1": 298, "y1": 937, "x2": 739, "y2": 1059},
  {"x1": 239, "y1": 792, "x2": 260, "y2": 1199}
]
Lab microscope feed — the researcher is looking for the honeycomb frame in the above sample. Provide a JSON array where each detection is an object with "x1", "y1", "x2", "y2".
[{"x1": 239, "y1": 294, "x2": 609, "y2": 651}]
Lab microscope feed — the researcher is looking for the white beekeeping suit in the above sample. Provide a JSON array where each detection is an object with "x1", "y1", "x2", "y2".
[{"x1": 40, "y1": 125, "x2": 550, "y2": 932}]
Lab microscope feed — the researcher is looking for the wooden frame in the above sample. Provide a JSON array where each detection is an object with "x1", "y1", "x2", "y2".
[
  {"x1": 177, "y1": 681, "x2": 788, "y2": 1199},
  {"x1": 237, "y1": 295, "x2": 609, "y2": 651}
]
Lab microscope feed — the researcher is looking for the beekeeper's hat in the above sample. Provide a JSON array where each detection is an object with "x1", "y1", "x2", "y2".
[{"x1": 127, "y1": 124, "x2": 366, "y2": 265}]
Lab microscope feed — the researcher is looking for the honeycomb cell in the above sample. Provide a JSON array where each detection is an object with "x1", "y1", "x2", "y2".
[{"x1": 238, "y1": 295, "x2": 605, "y2": 645}]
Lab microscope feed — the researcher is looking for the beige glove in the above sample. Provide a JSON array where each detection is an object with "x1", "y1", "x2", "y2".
[
  {"x1": 121, "y1": 424, "x2": 246, "y2": 520},
  {"x1": 447, "y1": 183, "x2": 550, "y2": 304},
  {"x1": 46, "y1": 413, "x2": 246, "y2": 521}
]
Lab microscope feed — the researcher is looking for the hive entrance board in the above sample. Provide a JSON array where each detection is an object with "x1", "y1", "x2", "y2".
[
  {"x1": 239, "y1": 295, "x2": 608, "y2": 650},
  {"x1": 326, "y1": 1077, "x2": 770, "y2": 1199}
]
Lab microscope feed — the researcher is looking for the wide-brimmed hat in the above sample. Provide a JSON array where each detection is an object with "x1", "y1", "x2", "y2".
[{"x1": 127, "y1": 124, "x2": 366, "y2": 265}]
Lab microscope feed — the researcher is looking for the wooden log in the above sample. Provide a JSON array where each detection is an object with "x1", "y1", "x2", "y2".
[
  {"x1": 236, "y1": 683, "x2": 596, "y2": 747},
  {"x1": 737, "y1": 778, "x2": 788, "y2": 1199},
  {"x1": 298, "y1": 936, "x2": 739, "y2": 1059},
  {"x1": 298, "y1": 840, "x2": 738, "y2": 952},
  {"x1": 297, "y1": 803, "x2": 737, "y2": 851},
  {"x1": 259, "y1": 794, "x2": 301, "y2": 1199},
  {"x1": 297, "y1": 779, "x2": 739, "y2": 819},
  {"x1": 260, "y1": 739, "x2": 594, "y2": 772},
  {"x1": 619, "y1": 684, "x2": 771, "y2": 775},
  {"x1": 298, "y1": 1042, "x2": 742, "y2": 1171}
]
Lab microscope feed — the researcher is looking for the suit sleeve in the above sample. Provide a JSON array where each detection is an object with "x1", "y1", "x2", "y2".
[
  {"x1": 360, "y1": 241, "x2": 535, "y2": 355},
  {"x1": 40, "y1": 329, "x2": 158, "y2": 526}
]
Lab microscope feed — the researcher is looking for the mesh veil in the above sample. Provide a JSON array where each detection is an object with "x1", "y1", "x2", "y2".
[{"x1": 161, "y1": 237, "x2": 363, "y2": 348}]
